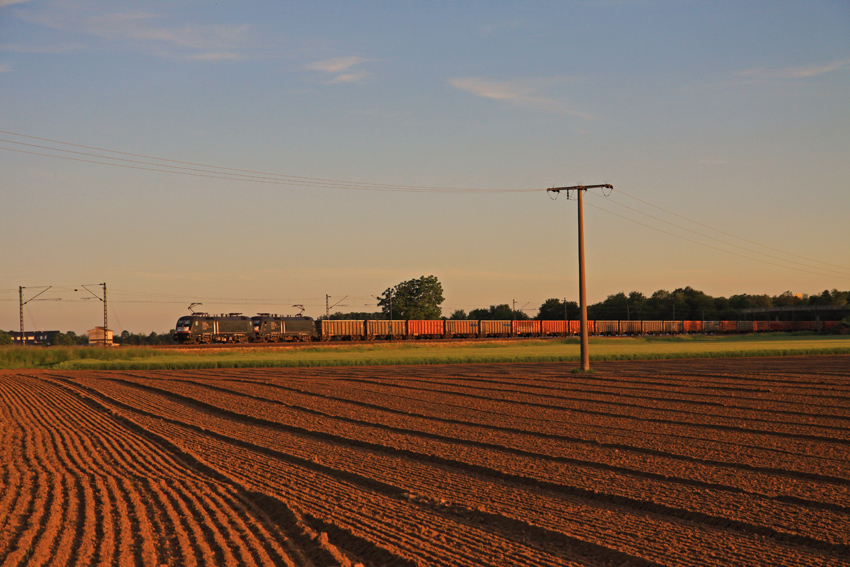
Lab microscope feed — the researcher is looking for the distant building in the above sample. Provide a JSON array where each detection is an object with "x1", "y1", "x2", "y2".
[
  {"x1": 10, "y1": 331, "x2": 60, "y2": 345},
  {"x1": 87, "y1": 327, "x2": 114, "y2": 346}
]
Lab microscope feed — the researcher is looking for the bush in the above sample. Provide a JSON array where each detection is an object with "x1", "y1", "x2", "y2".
[{"x1": 833, "y1": 317, "x2": 850, "y2": 335}]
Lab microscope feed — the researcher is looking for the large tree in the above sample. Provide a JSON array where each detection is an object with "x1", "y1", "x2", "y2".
[
  {"x1": 468, "y1": 304, "x2": 529, "y2": 320},
  {"x1": 378, "y1": 275, "x2": 445, "y2": 320},
  {"x1": 536, "y1": 298, "x2": 579, "y2": 320}
]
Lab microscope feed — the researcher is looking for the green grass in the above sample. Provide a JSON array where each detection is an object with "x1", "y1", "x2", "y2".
[{"x1": 1, "y1": 333, "x2": 849, "y2": 370}]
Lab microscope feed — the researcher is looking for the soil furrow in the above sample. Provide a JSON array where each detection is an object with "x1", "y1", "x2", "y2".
[
  {"x1": 278, "y1": 377, "x2": 850, "y2": 473},
  {"x1": 186, "y1": 376, "x2": 850, "y2": 506},
  {"x1": 88, "y1": 380, "x2": 849, "y2": 566},
  {"x1": 3, "y1": 358, "x2": 847, "y2": 567},
  {"x1": 330, "y1": 373, "x2": 850, "y2": 433}
]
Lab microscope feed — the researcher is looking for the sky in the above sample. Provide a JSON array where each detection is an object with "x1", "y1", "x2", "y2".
[{"x1": 1, "y1": 0, "x2": 849, "y2": 334}]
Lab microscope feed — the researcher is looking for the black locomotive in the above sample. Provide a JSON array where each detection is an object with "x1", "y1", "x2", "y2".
[
  {"x1": 250, "y1": 313, "x2": 318, "y2": 342},
  {"x1": 175, "y1": 312, "x2": 317, "y2": 344}
]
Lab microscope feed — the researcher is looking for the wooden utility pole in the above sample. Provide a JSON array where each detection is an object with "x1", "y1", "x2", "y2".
[{"x1": 547, "y1": 184, "x2": 613, "y2": 371}]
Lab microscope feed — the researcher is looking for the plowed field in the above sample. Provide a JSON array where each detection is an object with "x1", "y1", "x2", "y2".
[{"x1": 1, "y1": 356, "x2": 848, "y2": 566}]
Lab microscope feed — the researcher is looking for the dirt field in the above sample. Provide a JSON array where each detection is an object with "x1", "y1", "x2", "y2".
[{"x1": 1, "y1": 356, "x2": 848, "y2": 566}]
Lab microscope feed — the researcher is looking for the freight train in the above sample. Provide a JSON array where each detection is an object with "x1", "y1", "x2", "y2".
[{"x1": 174, "y1": 312, "x2": 837, "y2": 344}]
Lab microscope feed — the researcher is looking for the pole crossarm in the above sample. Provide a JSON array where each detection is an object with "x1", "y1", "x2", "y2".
[{"x1": 547, "y1": 184, "x2": 613, "y2": 194}]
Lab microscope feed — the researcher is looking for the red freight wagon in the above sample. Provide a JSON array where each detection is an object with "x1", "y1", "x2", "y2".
[
  {"x1": 541, "y1": 320, "x2": 569, "y2": 336},
  {"x1": 445, "y1": 320, "x2": 479, "y2": 338},
  {"x1": 512, "y1": 320, "x2": 541, "y2": 337},
  {"x1": 407, "y1": 320, "x2": 445, "y2": 338},
  {"x1": 682, "y1": 321, "x2": 703, "y2": 334},
  {"x1": 571, "y1": 320, "x2": 590, "y2": 335},
  {"x1": 720, "y1": 321, "x2": 737, "y2": 333}
]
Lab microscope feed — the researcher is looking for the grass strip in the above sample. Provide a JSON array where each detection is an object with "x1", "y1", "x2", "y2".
[{"x1": 1, "y1": 334, "x2": 849, "y2": 370}]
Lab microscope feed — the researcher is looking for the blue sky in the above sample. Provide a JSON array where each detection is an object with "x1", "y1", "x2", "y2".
[{"x1": 2, "y1": 0, "x2": 849, "y2": 333}]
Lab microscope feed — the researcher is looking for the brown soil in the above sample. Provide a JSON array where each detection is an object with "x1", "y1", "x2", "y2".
[{"x1": 1, "y1": 356, "x2": 849, "y2": 566}]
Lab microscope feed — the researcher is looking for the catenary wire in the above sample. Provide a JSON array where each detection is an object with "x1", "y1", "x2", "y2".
[{"x1": 585, "y1": 201, "x2": 849, "y2": 281}]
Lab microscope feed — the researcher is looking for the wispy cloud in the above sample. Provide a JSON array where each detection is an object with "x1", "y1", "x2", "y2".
[
  {"x1": 449, "y1": 76, "x2": 591, "y2": 118},
  {"x1": 307, "y1": 56, "x2": 366, "y2": 73},
  {"x1": 2, "y1": 42, "x2": 84, "y2": 54},
  {"x1": 0, "y1": 64, "x2": 14, "y2": 72},
  {"x1": 307, "y1": 56, "x2": 369, "y2": 83},
  {"x1": 736, "y1": 59, "x2": 850, "y2": 80},
  {"x1": 479, "y1": 20, "x2": 523, "y2": 37},
  {"x1": 16, "y1": 6, "x2": 257, "y2": 61},
  {"x1": 184, "y1": 51, "x2": 242, "y2": 62},
  {"x1": 328, "y1": 72, "x2": 368, "y2": 84}
]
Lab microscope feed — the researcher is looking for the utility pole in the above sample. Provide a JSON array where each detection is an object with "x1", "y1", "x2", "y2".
[
  {"x1": 547, "y1": 184, "x2": 613, "y2": 371},
  {"x1": 103, "y1": 282, "x2": 108, "y2": 346}
]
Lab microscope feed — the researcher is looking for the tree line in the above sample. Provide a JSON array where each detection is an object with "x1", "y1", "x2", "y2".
[{"x1": 326, "y1": 276, "x2": 850, "y2": 322}]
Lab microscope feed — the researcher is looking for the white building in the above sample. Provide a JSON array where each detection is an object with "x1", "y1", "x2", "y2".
[{"x1": 87, "y1": 327, "x2": 113, "y2": 346}]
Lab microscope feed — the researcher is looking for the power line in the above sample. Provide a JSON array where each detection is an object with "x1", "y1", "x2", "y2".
[
  {"x1": 610, "y1": 188, "x2": 850, "y2": 273},
  {"x1": 585, "y1": 201, "x2": 849, "y2": 281},
  {"x1": 588, "y1": 192, "x2": 850, "y2": 278},
  {"x1": 0, "y1": 130, "x2": 537, "y2": 194}
]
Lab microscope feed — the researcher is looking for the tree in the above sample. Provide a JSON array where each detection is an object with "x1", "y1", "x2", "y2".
[
  {"x1": 0, "y1": 331, "x2": 12, "y2": 346},
  {"x1": 809, "y1": 289, "x2": 849, "y2": 306},
  {"x1": 536, "y1": 298, "x2": 579, "y2": 320},
  {"x1": 448, "y1": 309, "x2": 468, "y2": 320},
  {"x1": 469, "y1": 304, "x2": 519, "y2": 320},
  {"x1": 323, "y1": 311, "x2": 383, "y2": 321},
  {"x1": 51, "y1": 332, "x2": 76, "y2": 346},
  {"x1": 773, "y1": 291, "x2": 803, "y2": 307},
  {"x1": 378, "y1": 275, "x2": 444, "y2": 320}
]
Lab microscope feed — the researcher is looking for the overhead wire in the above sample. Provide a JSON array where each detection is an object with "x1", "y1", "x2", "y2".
[
  {"x1": 584, "y1": 201, "x2": 849, "y2": 281},
  {"x1": 587, "y1": 191, "x2": 850, "y2": 278},
  {"x1": 612, "y1": 187, "x2": 850, "y2": 273},
  {"x1": 0, "y1": 130, "x2": 538, "y2": 193}
]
